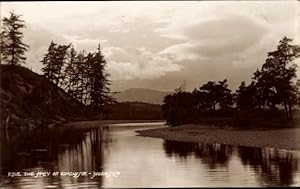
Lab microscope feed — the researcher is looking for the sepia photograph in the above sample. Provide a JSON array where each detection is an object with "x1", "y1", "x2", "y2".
[{"x1": 0, "y1": 0, "x2": 300, "y2": 188}]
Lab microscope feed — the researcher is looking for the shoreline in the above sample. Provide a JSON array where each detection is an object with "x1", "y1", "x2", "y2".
[
  {"x1": 56, "y1": 119, "x2": 166, "y2": 128},
  {"x1": 136, "y1": 124, "x2": 300, "y2": 150}
]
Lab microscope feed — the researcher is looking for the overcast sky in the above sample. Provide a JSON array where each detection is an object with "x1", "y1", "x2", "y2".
[{"x1": 1, "y1": 1, "x2": 300, "y2": 92}]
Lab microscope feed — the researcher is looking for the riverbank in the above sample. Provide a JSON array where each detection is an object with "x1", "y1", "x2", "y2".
[
  {"x1": 57, "y1": 119, "x2": 166, "y2": 128},
  {"x1": 136, "y1": 124, "x2": 300, "y2": 150}
]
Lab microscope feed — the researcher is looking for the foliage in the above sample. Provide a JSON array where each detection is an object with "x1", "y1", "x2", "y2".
[
  {"x1": 235, "y1": 81, "x2": 259, "y2": 110},
  {"x1": 162, "y1": 91, "x2": 197, "y2": 125},
  {"x1": 41, "y1": 42, "x2": 114, "y2": 114},
  {"x1": 196, "y1": 79, "x2": 233, "y2": 111},
  {"x1": 162, "y1": 36, "x2": 300, "y2": 126},
  {"x1": 252, "y1": 37, "x2": 300, "y2": 119},
  {"x1": 162, "y1": 80, "x2": 233, "y2": 126},
  {"x1": 86, "y1": 45, "x2": 114, "y2": 112},
  {"x1": 0, "y1": 11, "x2": 29, "y2": 66},
  {"x1": 41, "y1": 42, "x2": 71, "y2": 85}
]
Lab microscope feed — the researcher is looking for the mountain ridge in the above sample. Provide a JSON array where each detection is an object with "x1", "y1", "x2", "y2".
[{"x1": 113, "y1": 88, "x2": 172, "y2": 105}]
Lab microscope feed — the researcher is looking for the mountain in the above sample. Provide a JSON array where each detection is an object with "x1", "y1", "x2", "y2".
[
  {"x1": 0, "y1": 65, "x2": 89, "y2": 129},
  {"x1": 113, "y1": 88, "x2": 172, "y2": 105},
  {"x1": 105, "y1": 102, "x2": 163, "y2": 120}
]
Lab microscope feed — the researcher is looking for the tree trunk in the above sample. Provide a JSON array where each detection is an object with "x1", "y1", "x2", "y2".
[
  {"x1": 283, "y1": 100, "x2": 289, "y2": 120},
  {"x1": 288, "y1": 105, "x2": 293, "y2": 120},
  {"x1": 11, "y1": 44, "x2": 15, "y2": 66},
  {"x1": 287, "y1": 99, "x2": 293, "y2": 120},
  {"x1": 284, "y1": 100, "x2": 290, "y2": 120}
]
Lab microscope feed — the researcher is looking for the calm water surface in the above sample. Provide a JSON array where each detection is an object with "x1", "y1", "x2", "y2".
[{"x1": 1, "y1": 121, "x2": 300, "y2": 188}]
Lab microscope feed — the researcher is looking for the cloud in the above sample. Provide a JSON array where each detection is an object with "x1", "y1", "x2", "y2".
[
  {"x1": 70, "y1": 38, "x2": 108, "y2": 53},
  {"x1": 159, "y1": 42, "x2": 202, "y2": 62},
  {"x1": 159, "y1": 15, "x2": 268, "y2": 62},
  {"x1": 106, "y1": 47, "x2": 181, "y2": 80},
  {"x1": 103, "y1": 46, "x2": 130, "y2": 62},
  {"x1": 1, "y1": 1, "x2": 299, "y2": 91}
]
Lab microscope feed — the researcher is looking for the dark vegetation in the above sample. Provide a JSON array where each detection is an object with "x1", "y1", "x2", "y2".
[
  {"x1": 162, "y1": 37, "x2": 300, "y2": 127},
  {"x1": 40, "y1": 42, "x2": 114, "y2": 113},
  {"x1": 0, "y1": 65, "x2": 90, "y2": 129}
]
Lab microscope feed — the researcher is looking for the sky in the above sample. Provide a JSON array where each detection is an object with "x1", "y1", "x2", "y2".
[{"x1": 1, "y1": 1, "x2": 300, "y2": 92}]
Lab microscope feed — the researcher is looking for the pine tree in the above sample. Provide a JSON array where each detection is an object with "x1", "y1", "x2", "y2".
[
  {"x1": 73, "y1": 50, "x2": 87, "y2": 103},
  {"x1": 89, "y1": 44, "x2": 114, "y2": 113},
  {"x1": 1, "y1": 11, "x2": 29, "y2": 66},
  {"x1": 41, "y1": 42, "x2": 70, "y2": 86},
  {"x1": 40, "y1": 42, "x2": 114, "y2": 113},
  {"x1": 54, "y1": 44, "x2": 71, "y2": 86},
  {"x1": 41, "y1": 41, "x2": 57, "y2": 82},
  {"x1": 63, "y1": 45, "x2": 77, "y2": 93}
]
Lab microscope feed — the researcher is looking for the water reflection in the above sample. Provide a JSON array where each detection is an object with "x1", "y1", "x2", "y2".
[
  {"x1": 1, "y1": 124, "x2": 300, "y2": 187},
  {"x1": 238, "y1": 146, "x2": 299, "y2": 186},
  {"x1": 164, "y1": 141, "x2": 233, "y2": 169},
  {"x1": 1, "y1": 126, "x2": 111, "y2": 188},
  {"x1": 163, "y1": 140, "x2": 299, "y2": 186}
]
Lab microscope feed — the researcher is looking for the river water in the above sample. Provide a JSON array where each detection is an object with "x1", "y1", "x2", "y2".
[{"x1": 1, "y1": 121, "x2": 300, "y2": 188}]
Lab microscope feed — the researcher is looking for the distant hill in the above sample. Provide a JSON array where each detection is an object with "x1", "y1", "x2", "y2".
[
  {"x1": 105, "y1": 101, "x2": 163, "y2": 120},
  {"x1": 113, "y1": 88, "x2": 172, "y2": 105},
  {"x1": 0, "y1": 65, "x2": 89, "y2": 129}
]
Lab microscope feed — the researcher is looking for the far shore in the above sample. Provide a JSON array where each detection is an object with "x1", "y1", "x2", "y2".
[
  {"x1": 136, "y1": 124, "x2": 300, "y2": 150},
  {"x1": 55, "y1": 119, "x2": 166, "y2": 129},
  {"x1": 54, "y1": 119, "x2": 300, "y2": 150}
]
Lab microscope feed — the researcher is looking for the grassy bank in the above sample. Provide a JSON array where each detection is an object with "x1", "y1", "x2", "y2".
[{"x1": 170, "y1": 109, "x2": 300, "y2": 130}]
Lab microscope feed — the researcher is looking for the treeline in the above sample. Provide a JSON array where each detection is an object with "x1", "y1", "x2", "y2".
[
  {"x1": 40, "y1": 42, "x2": 114, "y2": 113},
  {"x1": 0, "y1": 12, "x2": 114, "y2": 114},
  {"x1": 163, "y1": 37, "x2": 300, "y2": 126}
]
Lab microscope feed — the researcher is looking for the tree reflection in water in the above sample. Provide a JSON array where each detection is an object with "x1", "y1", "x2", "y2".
[
  {"x1": 1, "y1": 126, "x2": 299, "y2": 187},
  {"x1": 163, "y1": 140, "x2": 233, "y2": 169},
  {"x1": 238, "y1": 146, "x2": 298, "y2": 186},
  {"x1": 0, "y1": 126, "x2": 110, "y2": 188},
  {"x1": 163, "y1": 140, "x2": 299, "y2": 186}
]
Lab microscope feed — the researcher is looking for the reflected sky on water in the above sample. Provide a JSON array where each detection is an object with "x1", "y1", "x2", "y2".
[{"x1": 1, "y1": 122, "x2": 300, "y2": 188}]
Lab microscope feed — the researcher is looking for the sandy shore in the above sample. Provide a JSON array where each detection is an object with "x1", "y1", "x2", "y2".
[{"x1": 136, "y1": 124, "x2": 300, "y2": 150}]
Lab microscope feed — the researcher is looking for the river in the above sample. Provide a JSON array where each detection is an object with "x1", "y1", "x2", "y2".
[{"x1": 1, "y1": 121, "x2": 300, "y2": 188}]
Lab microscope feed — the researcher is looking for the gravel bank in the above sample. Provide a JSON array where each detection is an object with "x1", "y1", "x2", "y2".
[{"x1": 136, "y1": 124, "x2": 300, "y2": 150}]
